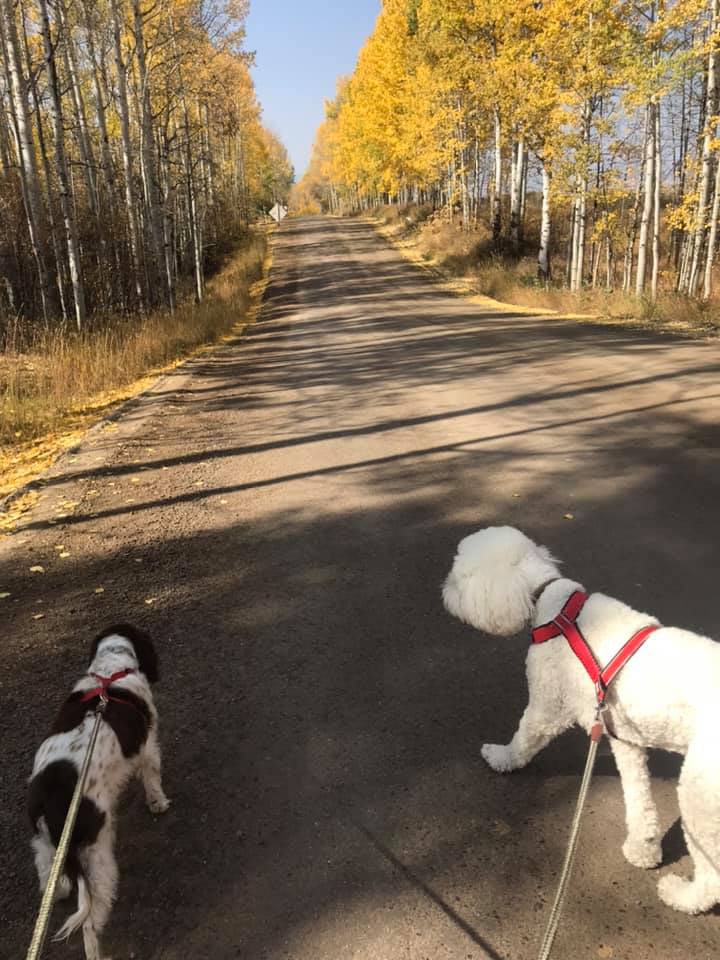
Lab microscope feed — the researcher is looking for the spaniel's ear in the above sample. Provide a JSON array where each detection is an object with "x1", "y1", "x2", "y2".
[{"x1": 90, "y1": 623, "x2": 159, "y2": 683}]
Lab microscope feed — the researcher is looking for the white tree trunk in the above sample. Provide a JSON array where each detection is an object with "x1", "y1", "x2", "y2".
[
  {"x1": 110, "y1": 0, "x2": 144, "y2": 307},
  {"x1": 703, "y1": 154, "x2": 720, "y2": 298},
  {"x1": 38, "y1": 0, "x2": 86, "y2": 330},
  {"x1": 0, "y1": 0, "x2": 56, "y2": 320},
  {"x1": 651, "y1": 100, "x2": 662, "y2": 300},
  {"x1": 492, "y1": 107, "x2": 502, "y2": 245},
  {"x1": 636, "y1": 102, "x2": 655, "y2": 296},
  {"x1": 538, "y1": 159, "x2": 552, "y2": 281},
  {"x1": 133, "y1": 0, "x2": 166, "y2": 302},
  {"x1": 687, "y1": 0, "x2": 719, "y2": 295}
]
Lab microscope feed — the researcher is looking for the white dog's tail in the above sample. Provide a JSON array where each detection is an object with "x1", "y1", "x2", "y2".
[{"x1": 53, "y1": 874, "x2": 91, "y2": 941}]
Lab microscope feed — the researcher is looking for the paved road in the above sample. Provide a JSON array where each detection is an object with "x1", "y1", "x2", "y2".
[{"x1": 2, "y1": 217, "x2": 720, "y2": 960}]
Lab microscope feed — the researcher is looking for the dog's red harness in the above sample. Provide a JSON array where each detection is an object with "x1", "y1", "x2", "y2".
[
  {"x1": 532, "y1": 591, "x2": 660, "y2": 704},
  {"x1": 80, "y1": 668, "x2": 136, "y2": 705}
]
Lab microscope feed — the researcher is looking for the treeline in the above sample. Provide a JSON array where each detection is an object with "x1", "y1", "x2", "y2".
[
  {"x1": 0, "y1": 0, "x2": 293, "y2": 331},
  {"x1": 296, "y1": 0, "x2": 720, "y2": 301}
]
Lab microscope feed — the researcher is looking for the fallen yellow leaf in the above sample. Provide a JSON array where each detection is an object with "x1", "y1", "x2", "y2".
[
  {"x1": 32, "y1": 613, "x2": 45, "y2": 620},
  {"x1": 563, "y1": 513, "x2": 575, "y2": 520},
  {"x1": 94, "y1": 587, "x2": 105, "y2": 594},
  {"x1": 59, "y1": 552, "x2": 70, "y2": 559},
  {"x1": 144, "y1": 597, "x2": 157, "y2": 605},
  {"x1": 29, "y1": 565, "x2": 45, "y2": 573},
  {"x1": 0, "y1": 592, "x2": 11, "y2": 599}
]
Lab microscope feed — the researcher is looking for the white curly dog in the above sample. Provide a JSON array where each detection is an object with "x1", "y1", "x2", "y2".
[{"x1": 442, "y1": 525, "x2": 720, "y2": 914}]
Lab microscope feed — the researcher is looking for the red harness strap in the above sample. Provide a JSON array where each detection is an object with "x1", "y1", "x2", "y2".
[
  {"x1": 531, "y1": 591, "x2": 660, "y2": 703},
  {"x1": 80, "y1": 668, "x2": 136, "y2": 705}
]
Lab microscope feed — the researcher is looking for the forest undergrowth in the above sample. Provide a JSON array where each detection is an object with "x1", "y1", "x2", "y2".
[
  {"x1": 0, "y1": 229, "x2": 269, "y2": 504},
  {"x1": 371, "y1": 204, "x2": 720, "y2": 335}
]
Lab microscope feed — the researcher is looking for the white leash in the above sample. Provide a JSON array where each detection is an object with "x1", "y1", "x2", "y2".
[
  {"x1": 25, "y1": 698, "x2": 107, "y2": 960},
  {"x1": 536, "y1": 710, "x2": 604, "y2": 960}
]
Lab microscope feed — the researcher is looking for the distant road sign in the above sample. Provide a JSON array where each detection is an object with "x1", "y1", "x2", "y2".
[{"x1": 269, "y1": 203, "x2": 288, "y2": 222}]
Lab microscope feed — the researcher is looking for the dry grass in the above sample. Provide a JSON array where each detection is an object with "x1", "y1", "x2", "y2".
[
  {"x1": 371, "y1": 204, "x2": 720, "y2": 335},
  {"x1": 0, "y1": 230, "x2": 269, "y2": 499}
]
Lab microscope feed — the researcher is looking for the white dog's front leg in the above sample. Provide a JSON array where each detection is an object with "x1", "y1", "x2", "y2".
[
  {"x1": 609, "y1": 738, "x2": 661, "y2": 869},
  {"x1": 482, "y1": 700, "x2": 572, "y2": 772}
]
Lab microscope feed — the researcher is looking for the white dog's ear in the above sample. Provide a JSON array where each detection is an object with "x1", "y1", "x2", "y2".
[{"x1": 442, "y1": 527, "x2": 559, "y2": 637}]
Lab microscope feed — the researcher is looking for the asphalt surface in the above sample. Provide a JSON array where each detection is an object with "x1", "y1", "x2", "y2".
[{"x1": 2, "y1": 217, "x2": 720, "y2": 960}]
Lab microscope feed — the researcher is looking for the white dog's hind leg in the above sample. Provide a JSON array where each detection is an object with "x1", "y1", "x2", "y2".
[
  {"x1": 140, "y1": 728, "x2": 171, "y2": 814},
  {"x1": 482, "y1": 699, "x2": 572, "y2": 772},
  {"x1": 658, "y1": 732, "x2": 720, "y2": 914},
  {"x1": 609, "y1": 739, "x2": 661, "y2": 868}
]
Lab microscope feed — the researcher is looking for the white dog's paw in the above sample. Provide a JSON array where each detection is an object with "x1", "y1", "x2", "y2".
[
  {"x1": 623, "y1": 837, "x2": 662, "y2": 870},
  {"x1": 657, "y1": 873, "x2": 720, "y2": 914},
  {"x1": 147, "y1": 795, "x2": 171, "y2": 814},
  {"x1": 481, "y1": 743, "x2": 517, "y2": 773}
]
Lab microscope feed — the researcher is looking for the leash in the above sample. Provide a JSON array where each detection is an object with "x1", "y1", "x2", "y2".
[
  {"x1": 531, "y1": 593, "x2": 662, "y2": 960},
  {"x1": 536, "y1": 708, "x2": 605, "y2": 960},
  {"x1": 25, "y1": 697, "x2": 107, "y2": 960}
]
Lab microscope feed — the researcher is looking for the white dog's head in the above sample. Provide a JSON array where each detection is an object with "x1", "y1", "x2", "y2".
[{"x1": 442, "y1": 526, "x2": 560, "y2": 636}]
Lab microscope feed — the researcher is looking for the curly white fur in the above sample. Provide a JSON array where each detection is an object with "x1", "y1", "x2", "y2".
[{"x1": 443, "y1": 525, "x2": 720, "y2": 914}]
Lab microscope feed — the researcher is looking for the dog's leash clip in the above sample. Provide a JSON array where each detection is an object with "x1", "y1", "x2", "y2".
[{"x1": 590, "y1": 698, "x2": 607, "y2": 743}]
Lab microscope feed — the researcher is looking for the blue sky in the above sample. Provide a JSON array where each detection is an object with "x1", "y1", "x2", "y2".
[{"x1": 245, "y1": 1, "x2": 381, "y2": 179}]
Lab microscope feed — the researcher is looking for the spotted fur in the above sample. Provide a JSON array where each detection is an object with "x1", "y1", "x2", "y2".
[{"x1": 28, "y1": 625, "x2": 170, "y2": 960}]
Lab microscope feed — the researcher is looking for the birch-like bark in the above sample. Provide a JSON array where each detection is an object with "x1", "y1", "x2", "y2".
[
  {"x1": 651, "y1": 99, "x2": 662, "y2": 300},
  {"x1": 687, "y1": 0, "x2": 719, "y2": 295},
  {"x1": 510, "y1": 134, "x2": 524, "y2": 249},
  {"x1": 492, "y1": 107, "x2": 502, "y2": 246},
  {"x1": 636, "y1": 102, "x2": 655, "y2": 296},
  {"x1": 38, "y1": 0, "x2": 86, "y2": 330},
  {"x1": 538, "y1": 159, "x2": 552, "y2": 281},
  {"x1": 133, "y1": 0, "x2": 165, "y2": 301},
  {"x1": 0, "y1": 0, "x2": 56, "y2": 321},
  {"x1": 570, "y1": 102, "x2": 591, "y2": 291},
  {"x1": 110, "y1": 0, "x2": 144, "y2": 307},
  {"x1": 58, "y1": 0, "x2": 98, "y2": 218},
  {"x1": 566, "y1": 199, "x2": 577, "y2": 287},
  {"x1": 20, "y1": 4, "x2": 69, "y2": 321},
  {"x1": 703, "y1": 148, "x2": 720, "y2": 297}
]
